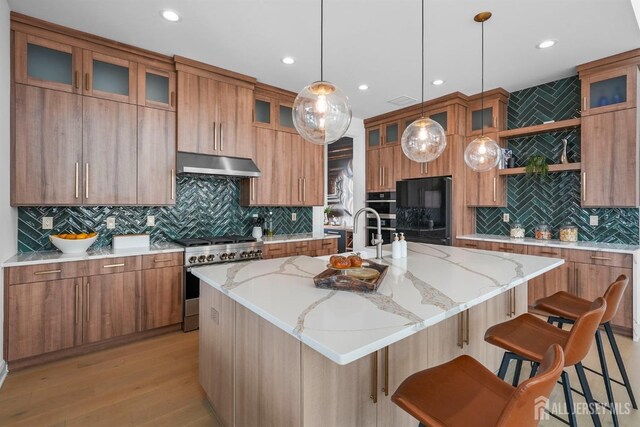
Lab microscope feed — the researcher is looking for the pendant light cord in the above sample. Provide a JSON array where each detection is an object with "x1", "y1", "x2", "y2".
[
  {"x1": 421, "y1": 0, "x2": 425, "y2": 118},
  {"x1": 320, "y1": 0, "x2": 324, "y2": 82},
  {"x1": 480, "y1": 19, "x2": 484, "y2": 137}
]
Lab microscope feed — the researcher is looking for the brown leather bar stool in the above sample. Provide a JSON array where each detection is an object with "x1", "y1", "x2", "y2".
[
  {"x1": 533, "y1": 275, "x2": 634, "y2": 427},
  {"x1": 485, "y1": 297, "x2": 607, "y2": 427},
  {"x1": 391, "y1": 344, "x2": 564, "y2": 427}
]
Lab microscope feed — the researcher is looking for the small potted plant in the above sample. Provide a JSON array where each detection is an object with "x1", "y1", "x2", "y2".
[
  {"x1": 525, "y1": 155, "x2": 549, "y2": 178},
  {"x1": 324, "y1": 207, "x2": 332, "y2": 225}
]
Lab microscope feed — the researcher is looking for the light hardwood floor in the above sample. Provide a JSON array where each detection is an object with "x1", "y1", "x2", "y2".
[{"x1": 0, "y1": 332, "x2": 221, "y2": 427}]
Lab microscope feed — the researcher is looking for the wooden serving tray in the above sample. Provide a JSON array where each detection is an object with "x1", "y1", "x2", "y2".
[{"x1": 313, "y1": 261, "x2": 389, "y2": 293}]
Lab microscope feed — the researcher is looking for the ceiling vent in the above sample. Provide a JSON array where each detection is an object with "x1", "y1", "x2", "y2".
[{"x1": 387, "y1": 95, "x2": 418, "y2": 106}]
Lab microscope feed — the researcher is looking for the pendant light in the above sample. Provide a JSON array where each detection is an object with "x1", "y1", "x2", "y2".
[
  {"x1": 401, "y1": 0, "x2": 446, "y2": 163},
  {"x1": 464, "y1": 12, "x2": 501, "y2": 172},
  {"x1": 292, "y1": 0, "x2": 352, "y2": 145}
]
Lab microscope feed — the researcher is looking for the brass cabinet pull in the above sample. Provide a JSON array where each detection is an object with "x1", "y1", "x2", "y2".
[
  {"x1": 84, "y1": 73, "x2": 90, "y2": 91},
  {"x1": 511, "y1": 288, "x2": 516, "y2": 316},
  {"x1": 498, "y1": 246, "x2": 513, "y2": 252},
  {"x1": 103, "y1": 263, "x2": 125, "y2": 268},
  {"x1": 506, "y1": 289, "x2": 512, "y2": 318},
  {"x1": 154, "y1": 258, "x2": 172, "y2": 263},
  {"x1": 75, "y1": 283, "x2": 80, "y2": 324},
  {"x1": 370, "y1": 351, "x2": 378, "y2": 403},
  {"x1": 464, "y1": 243, "x2": 478, "y2": 248},
  {"x1": 424, "y1": 162, "x2": 427, "y2": 174},
  {"x1": 590, "y1": 255, "x2": 613, "y2": 261},
  {"x1": 75, "y1": 162, "x2": 79, "y2": 199},
  {"x1": 170, "y1": 91, "x2": 175, "y2": 107},
  {"x1": 251, "y1": 178, "x2": 256, "y2": 202},
  {"x1": 379, "y1": 168, "x2": 382, "y2": 187},
  {"x1": 493, "y1": 116, "x2": 497, "y2": 128},
  {"x1": 303, "y1": 178, "x2": 307, "y2": 202},
  {"x1": 213, "y1": 122, "x2": 217, "y2": 150},
  {"x1": 74, "y1": 71, "x2": 79, "y2": 89},
  {"x1": 457, "y1": 312, "x2": 464, "y2": 348},
  {"x1": 493, "y1": 177, "x2": 497, "y2": 202},
  {"x1": 539, "y1": 250, "x2": 560, "y2": 256},
  {"x1": 34, "y1": 269, "x2": 62, "y2": 276},
  {"x1": 171, "y1": 169, "x2": 175, "y2": 200},
  {"x1": 219, "y1": 123, "x2": 224, "y2": 151},
  {"x1": 582, "y1": 172, "x2": 587, "y2": 202},
  {"x1": 583, "y1": 96, "x2": 587, "y2": 112},
  {"x1": 464, "y1": 310, "x2": 470, "y2": 345},
  {"x1": 85, "y1": 163, "x2": 89, "y2": 199},
  {"x1": 85, "y1": 282, "x2": 90, "y2": 322},
  {"x1": 382, "y1": 346, "x2": 389, "y2": 396}
]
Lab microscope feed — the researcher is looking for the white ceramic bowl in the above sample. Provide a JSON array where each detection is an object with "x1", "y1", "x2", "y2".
[{"x1": 50, "y1": 235, "x2": 98, "y2": 254}]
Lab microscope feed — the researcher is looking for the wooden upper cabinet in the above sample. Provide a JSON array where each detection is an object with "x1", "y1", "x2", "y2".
[
  {"x1": 580, "y1": 65, "x2": 638, "y2": 116},
  {"x1": 467, "y1": 99, "x2": 503, "y2": 136},
  {"x1": 13, "y1": 84, "x2": 83, "y2": 206},
  {"x1": 242, "y1": 128, "x2": 276, "y2": 206},
  {"x1": 82, "y1": 97, "x2": 138, "y2": 205},
  {"x1": 581, "y1": 108, "x2": 639, "y2": 207},
  {"x1": 464, "y1": 134, "x2": 506, "y2": 207},
  {"x1": 367, "y1": 145, "x2": 400, "y2": 192},
  {"x1": 82, "y1": 50, "x2": 137, "y2": 104},
  {"x1": 14, "y1": 31, "x2": 82, "y2": 93},
  {"x1": 216, "y1": 81, "x2": 254, "y2": 158},
  {"x1": 137, "y1": 64, "x2": 176, "y2": 111},
  {"x1": 290, "y1": 134, "x2": 324, "y2": 206},
  {"x1": 137, "y1": 107, "x2": 176, "y2": 205},
  {"x1": 366, "y1": 120, "x2": 401, "y2": 150}
]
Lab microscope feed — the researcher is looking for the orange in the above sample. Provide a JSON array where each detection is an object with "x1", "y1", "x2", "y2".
[
  {"x1": 88, "y1": 232, "x2": 97, "y2": 237},
  {"x1": 66, "y1": 234, "x2": 77, "y2": 240},
  {"x1": 77, "y1": 233, "x2": 88, "y2": 239},
  {"x1": 58, "y1": 234, "x2": 67, "y2": 239}
]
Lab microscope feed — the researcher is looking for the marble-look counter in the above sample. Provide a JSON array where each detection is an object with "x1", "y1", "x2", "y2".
[
  {"x1": 261, "y1": 233, "x2": 340, "y2": 245},
  {"x1": 3, "y1": 242, "x2": 184, "y2": 267},
  {"x1": 458, "y1": 234, "x2": 640, "y2": 254},
  {"x1": 193, "y1": 241, "x2": 563, "y2": 365}
]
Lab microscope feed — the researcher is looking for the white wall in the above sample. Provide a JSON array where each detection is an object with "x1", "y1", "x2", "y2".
[{"x1": 0, "y1": 0, "x2": 17, "y2": 384}]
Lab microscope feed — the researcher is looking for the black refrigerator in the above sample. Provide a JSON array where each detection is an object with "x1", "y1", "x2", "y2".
[{"x1": 396, "y1": 176, "x2": 452, "y2": 246}]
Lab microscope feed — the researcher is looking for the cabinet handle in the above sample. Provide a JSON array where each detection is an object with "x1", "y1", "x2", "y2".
[
  {"x1": 379, "y1": 167, "x2": 382, "y2": 187},
  {"x1": 84, "y1": 73, "x2": 90, "y2": 91},
  {"x1": 213, "y1": 121, "x2": 217, "y2": 150},
  {"x1": 382, "y1": 346, "x2": 389, "y2": 396},
  {"x1": 498, "y1": 246, "x2": 513, "y2": 252},
  {"x1": 74, "y1": 71, "x2": 79, "y2": 89},
  {"x1": 424, "y1": 162, "x2": 428, "y2": 174},
  {"x1": 75, "y1": 162, "x2": 79, "y2": 199},
  {"x1": 103, "y1": 263, "x2": 125, "y2": 268},
  {"x1": 382, "y1": 168, "x2": 386, "y2": 187},
  {"x1": 219, "y1": 123, "x2": 224, "y2": 151},
  {"x1": 251, "y1": 178, "x2": 256, "y2": 202},
  {"x1": 583, "y1": 96, "x2": 587, "y2": 112},
  {"x1": 303, "y1": 178, "x2": 306, "y2": 202},
  {"x1": 590, "y1": 255, "x2": 613, "y2": 261},
  {"x1": 154, "y1": 258, "x2": 173, "y2": 263},
  {"x1": 464, "y1": 310, "x2": 470, "y2": 345},
  {"x1": 85, "y1": 282, "x2": 90, "y2": 322},
  {"x1": 493, "y1": 116, "x2": 497, "y2": 128},
  {"x1": 457, "y1": 312, "x2": 464, "y2": 348},
  {"x1": 506, "y1": 289, "x2": 512, "y2": 318},
  {"x1": 493, "y1": 177, "x2": 497, "y2": 202},
  {"x1": 34, "y1": 269, "x2": 62, "y2": 276},
  {"x1": 171, "y1": 169, "x2": 175, "y2": 200},
  {"x1": 170, "y1": 91, "x2": 175, "y2": 107},
  {"x1": 511, "y1": 288, "x2": 516, "y2": 316},
  {"x1": 85, "y1": 163, "x2": 89, "y2": 199},
  {"x1": 582, "y1": 172, "x2": 587, "y2": 202},
  {"x1": 464, "y1": 243, "x2": 478, "y2": 248},
  {"x1": 370, "y1": 351, "x2": 378, "y2": 403},
  {"x1": 539, "y1": 251, "x2": 559, "y2": 256},
  {"x1": 75, "y1": 283, "x2": 80, "y2": 324}
]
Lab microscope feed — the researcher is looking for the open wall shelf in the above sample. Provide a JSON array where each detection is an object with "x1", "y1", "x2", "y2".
[
  {"x1": 498, "y1": 118, "x2": 581, "y2": 139},
  {"x1": 498, "y1": 163, "x2": 582, "y2": 176}
]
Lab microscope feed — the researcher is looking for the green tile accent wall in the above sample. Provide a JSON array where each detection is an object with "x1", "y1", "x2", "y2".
[
  {"x1": 18, "y1": 175, "x2": 313, "y2": 252},
  {"x1": 476, "y1": 76, "x2": 639, "y2": 244}
]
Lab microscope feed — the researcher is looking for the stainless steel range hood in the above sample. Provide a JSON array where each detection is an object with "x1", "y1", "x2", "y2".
[{"x1": 177, "y1": 152, "x2": 261, "y2": 177}]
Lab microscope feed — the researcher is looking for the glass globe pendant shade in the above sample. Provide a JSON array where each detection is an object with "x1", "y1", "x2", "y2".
[
  {"x1": 400, "y1": 117, "x2": 447, "y2": 162},
  {"x1": 464, "y1": 135, "x2": 502, "y2": 172},
  {"x1": 292, "y1": 81, "x2": 352, "y2": 145}
]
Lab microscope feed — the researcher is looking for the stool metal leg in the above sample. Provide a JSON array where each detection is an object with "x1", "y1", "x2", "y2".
[
  {"x1": 497, "y1": 353, "x2": 512, "y2": 380},
  {"x1": 512, "y1": 359, "x2": 523, "y2": 386},
  {"x1": 529, "y1": 362, "x2": 539, "y2": 379},
  {"x1": 562, "y1": 370, "x2": 578, "y2": 427},
  {"x1": 604, "y1": 322, "x2": 637, "y2": 409},
  {"x1": 575, "y1": 362, "x2": 603, "y2": 427},
  {"x1": 595, "y1": 329, "x2": 619, "y2": 426}
]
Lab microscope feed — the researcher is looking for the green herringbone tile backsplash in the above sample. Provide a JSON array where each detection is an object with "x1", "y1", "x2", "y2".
[
  {"x1": 18, "y1": 175, "x2": 313, "y2": 252},
  {"x1": 477, "y1": 76, "x2": 639, "y2": 244}
]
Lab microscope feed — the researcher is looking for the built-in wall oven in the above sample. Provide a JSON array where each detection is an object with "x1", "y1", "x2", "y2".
[{"x1": 365, "y1": 192, "x2": 396, "y2": 245}]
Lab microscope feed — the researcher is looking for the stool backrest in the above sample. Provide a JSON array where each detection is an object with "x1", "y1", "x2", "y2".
[
  {"x1": 601, "y1": 275, "x2": 629, "y2": 324},
  {"x1": 563, "y1": 297, "x2": 607, "y2": 365},
  {"x1": 497, "y1": 344, "x2": 565, "y2": 427}
]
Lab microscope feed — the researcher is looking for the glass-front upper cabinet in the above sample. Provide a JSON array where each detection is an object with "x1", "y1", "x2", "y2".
[
  {"x1": 138, "y1": 65, "x2": 176, "y2": 111},
  {"x1": 278, "y1": 103, "x2": 296, "y2": 132},
  {"x1": 83, "y1": 51, "x2": 137, "y2": 103},
  {"x1": 14, "y1": 32, "x2": 82, "y2": 93},
  {"x1": 581, "y1": 66, "x2": 638, "y2": 116},
  {"x1": 254, "y1": 96, "x2": 273, "y2": 128},
  {"x1": 467, "y1": 99, "x2": 501, "y2": 135},
  {"x1": 384, "y1": 122, "x2": 400, "y2": 145},
  {"x1": 366, "y1": 126, "x2": 381, "y2": 149}
]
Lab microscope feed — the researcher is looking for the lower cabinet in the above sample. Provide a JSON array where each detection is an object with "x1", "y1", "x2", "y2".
[
  {"x1": 262, "y1": 238, "x2": 339, "y2": 259},
  {"x1": 200, "y1": 282, "x2": 528, "y2": 426},
  {"x1": 141, "y1": 266, "x2": 183, "y2": 330}
]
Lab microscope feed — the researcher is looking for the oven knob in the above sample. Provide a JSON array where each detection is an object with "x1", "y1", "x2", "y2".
[
  {"x1": 220, "y1": 253, "x2": 228, "y2": 261},
  {"x1": 256, "y1": 250, "x2": 263, "y2": 258},
  {"x1": 240, "y1": 252, "x2": 247, "y2": 259},
  {"x1": 198, "y1": 255, "x2": 206, "y2": 263},
  {"x1": 206, "y1": 254, "x2": 215, "y2": 262},
  {"x1": 188, "y1": 256, "x2": 197, "y2": 264},
  {"x1": 228, "y1": 252, "x2": 236, "y2": 260}
]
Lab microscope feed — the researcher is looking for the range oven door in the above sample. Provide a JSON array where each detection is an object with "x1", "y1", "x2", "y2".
[{"x1": 184, "y1": 268, "x2": 200, "y2": 332}]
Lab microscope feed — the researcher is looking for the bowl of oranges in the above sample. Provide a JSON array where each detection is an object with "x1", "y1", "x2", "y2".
[{"x1": 50, "y1": 232, "x2": 98, "y2": 254}]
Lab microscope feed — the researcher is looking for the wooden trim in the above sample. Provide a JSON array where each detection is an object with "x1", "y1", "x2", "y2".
[
  {"x1": 11, "y1": 12, "x2": 173, "y2": 66},
  {"x1": 255, "y1": 81, "x2": 297, "y2": 99},
  {"x1": 10, "y1": 29, "x2": 16, "y2": 207},
  {"x1": 174, "y1": 55, "x2": 256, "y2": 85},
  {"x1": 7, "y1": 323, "x2": 181, "y2": 371},
  {"x1": 498, "y1": 118, "x2": 581, "y2": 139},
  {"x1": 577, "y1": 48, "x2": 640, "y2": 74},
  {"x1": 465, "y1": 87, "x2": 510, "y2": 103},
  {"x1": 498, "y1": 163, "x2": 581, "y2": 176},
  {"x1": 364, "y1": 91, "x2": 470, "y2": 126}
]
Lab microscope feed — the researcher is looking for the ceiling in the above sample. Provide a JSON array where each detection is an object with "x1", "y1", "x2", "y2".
[{"x1": 8, "y1": 0, "x2": 640, "y2": 119}]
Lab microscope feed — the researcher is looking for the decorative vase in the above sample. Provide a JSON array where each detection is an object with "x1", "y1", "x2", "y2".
[{"x1": 560, "y1": 138, "x2": 569, "y2": 164}]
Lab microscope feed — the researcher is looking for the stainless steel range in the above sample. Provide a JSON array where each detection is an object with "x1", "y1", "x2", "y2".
[{"x1": 175, "y1": 235, "x2": 264, "y2": 331}]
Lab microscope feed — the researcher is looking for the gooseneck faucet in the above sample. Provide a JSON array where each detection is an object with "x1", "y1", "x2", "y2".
[{"x1": 353, "y1": 207, "x2": 384, "y2": 260}]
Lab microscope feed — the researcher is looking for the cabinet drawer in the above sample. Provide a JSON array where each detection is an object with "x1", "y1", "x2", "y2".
[
  {"x1": 567, "y1": 250, "x2": 632, "y2": 268},
  {"x1": 320, "y1": 238, "x2": 338, "y2": 251},
  {"x1": 263, "y1": 243, "x2": 286, "y2": 258},
  {"x1": 86, "y1": 256, "x2": 141, "y2": 275},
  {"x1": 490, "y1": 242, "x2": 527, "y2": 254},
  {"x1": 286, "y1": 241, "x2": 310, "y2": 254},
  {"x1": 7, "y1": 261, "x2": 87, "y2": 285},
  {"x1": 459, "y1": 240, "x2": 493, "y2": 250},
  {"x1": 141, "y1": 252, "x2": 183, "y2": 270},
  {"x1": 526, "y1": 246, "x2": 565, "y2": 259}
]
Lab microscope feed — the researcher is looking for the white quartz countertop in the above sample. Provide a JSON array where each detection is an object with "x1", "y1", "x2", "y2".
[
  {"x1": 193, "y1": 242, "x2": 563, "y2": 365},
  {"x1": 457, "y1": 234, "x2": 640, "y2": 254},
  {"x1": 3, "y1": 242, "x2": 184, "y2": 267},
  {"x1": 261, "y1": 233, "x2": 340, "y2": 245}
]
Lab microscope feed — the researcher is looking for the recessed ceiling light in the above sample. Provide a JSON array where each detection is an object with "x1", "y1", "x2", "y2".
[
  {"x1": 358, "y1": 84, "x2": 369, "y2": 91},
  {"x1": 431, "y1": 79, "x2": 445, "y2": 86},
  {"x1": 536, "y1": 40, "x2": 556, "y2": 49},
  {"x1": 161, "y1": 10, "x2": 181, "y2": 22},
  {"x1": 281, "y1": 57, "x2": 295, "y2": 65}
]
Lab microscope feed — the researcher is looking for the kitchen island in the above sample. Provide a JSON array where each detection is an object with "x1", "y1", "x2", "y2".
[{"x1": 193, "y1": 242, "x2": 563, "y2": 427}]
